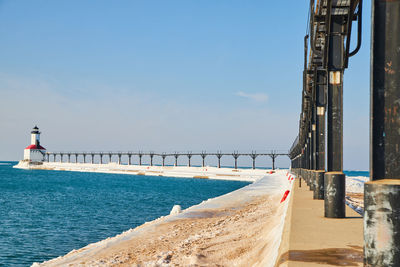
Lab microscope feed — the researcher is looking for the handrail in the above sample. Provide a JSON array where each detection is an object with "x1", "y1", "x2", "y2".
[{"x1": 346, "y1": 0, "x2": 363, "y2": 59}]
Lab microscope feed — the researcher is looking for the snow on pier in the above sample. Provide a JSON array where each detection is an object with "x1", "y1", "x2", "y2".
[{"x1": 14, "y1": 161, "x2": 273, "y2": 182}]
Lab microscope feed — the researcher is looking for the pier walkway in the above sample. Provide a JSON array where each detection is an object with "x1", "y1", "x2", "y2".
[{"x1": 276, "y1": 178, "x2": 363, "y2": 266}]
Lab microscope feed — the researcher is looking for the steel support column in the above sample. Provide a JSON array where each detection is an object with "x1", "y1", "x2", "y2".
[
  {"x1": 316, "y1": 70, "x2": 326, "y2": 171},
  {"x1": 201, "y1": 152, "x2": 206, "y2": 167},
  {"x1": 174, "y1": 154, "x2": 178, "y2": 167},
  {"x1": 364, "y1": 1, "x2": 400, "y2": 265},
  {"x1": 251, "y1": 153, "x2": 257, "y2": 170},
  {"x1": 233, "y1": 153, "x2": 239, "y2": 169},
  {"x1": 325, "y1": 15, "x2": 345, "y2": 218},
  {"x1": 150, "y1": 153, "x2": 154, "y2": 166},
  {"x1": 314, "y1": 70, "x2": 326, "y2": 199},
  {"x1": 216, "y1": 152, "x2": 222, "y2": 168},
  {"x1": 271, "y1": 154, "x2": 277, "y2": 171}
]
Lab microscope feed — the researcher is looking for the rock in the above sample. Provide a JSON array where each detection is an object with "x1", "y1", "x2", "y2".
[{"x1": 170, "y1": 205, "x2": 182, "y2": 215}]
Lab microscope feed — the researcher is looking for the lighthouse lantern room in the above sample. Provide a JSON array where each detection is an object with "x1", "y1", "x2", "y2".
[{"x1": 24, "y1": 126, "x2": 46, "y2": 162}]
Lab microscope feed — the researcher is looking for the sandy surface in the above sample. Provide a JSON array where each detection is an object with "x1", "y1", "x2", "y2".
[{"x1": 36, "y1": 171, "x2": 292, "y2": 267}]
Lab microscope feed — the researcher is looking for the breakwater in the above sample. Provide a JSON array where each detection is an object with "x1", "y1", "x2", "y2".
[
  {"x1": 14, "y1": 161, "x2": 272, "y2": 182},
  {"x1": 33, "y1": 170, "x2": 292, "y2": 267}
]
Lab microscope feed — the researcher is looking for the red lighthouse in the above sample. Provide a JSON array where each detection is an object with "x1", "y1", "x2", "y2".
[{"x1": 23, "y1": 126, "x2": 46, "y2": 162}]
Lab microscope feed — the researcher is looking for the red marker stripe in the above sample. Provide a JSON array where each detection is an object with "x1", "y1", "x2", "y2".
[{"x1": 280, "y1": 190, "x2": 290, "y2": 203}]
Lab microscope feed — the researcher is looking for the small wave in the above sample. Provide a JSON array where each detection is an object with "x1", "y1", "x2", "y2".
[
  {"x1": 344, "y1": 170, "x2": 369, "y2": 177},
  {"x1": 0, "y1": 163, "x2": 12, "y2": 165}
]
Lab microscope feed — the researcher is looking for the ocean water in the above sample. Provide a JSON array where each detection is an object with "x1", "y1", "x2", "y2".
[
  {"x1": 344, "y1": 170, "x2": 369, "y2": 177},
  {"x1": 0, "y1": 162, "x2": 250, "y2": 267}
]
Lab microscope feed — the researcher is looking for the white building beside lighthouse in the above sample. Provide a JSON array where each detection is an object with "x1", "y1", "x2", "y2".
[{"x1": 23, "y1": 126, "x2": 46, "y2": 162}]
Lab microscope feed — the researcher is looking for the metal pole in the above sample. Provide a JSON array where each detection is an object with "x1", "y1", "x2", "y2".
[
  {"x1": 324, "y1": 15, "x2": 346, "y2": 218},
  {"x1": 314, "y1": 69, "x2": 326, "y2": 199},
  {"x1": 305, "y1": 139, "x2": 309, "y2": 171},
  {"x1": 316, "y1": 70, "x2": 326, "y2": 171},
  {"x1": 364, "y1": 1, "x2": 400, "y2": 265},
  {"x1": 201, "y1": 152, "x2": 206, "y2": 167},
  {"x1": 310, "y1": 118, "x2": 315, "y2": 172},
  {"x1": 305, "y1": 139, "x2": 311, "y2": 188},
  {"x1": 216, "y1": 152, "x2": 222, "y2": 168},
  {"x1": 272, "y1": 155, "x2": 276, "y2": 171}
]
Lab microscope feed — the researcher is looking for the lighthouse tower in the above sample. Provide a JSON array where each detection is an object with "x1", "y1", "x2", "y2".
[{"x1": 23, "y1": 126, "x2": 46, "y2": 162}]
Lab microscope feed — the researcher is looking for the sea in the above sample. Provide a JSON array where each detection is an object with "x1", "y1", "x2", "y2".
[
  {"x1": 343, "y1": 170, "x2": 369, "y2": 177},
  {"x1": 0, "y1": 162, "x2": 250, "y2": 267}
]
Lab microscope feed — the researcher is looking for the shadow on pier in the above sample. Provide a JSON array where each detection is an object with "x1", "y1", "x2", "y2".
[{"x1": 277, "y1": 247, "x2": 363, "y2": 266}]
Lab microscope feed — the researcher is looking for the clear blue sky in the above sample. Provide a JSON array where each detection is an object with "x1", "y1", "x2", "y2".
[{"x1": 0, "y1": 1, "x2": 370, "y2": 170}]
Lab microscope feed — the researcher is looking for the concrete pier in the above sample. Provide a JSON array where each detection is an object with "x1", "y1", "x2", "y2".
[{"x1": 276, "y1": 179, "x2": 363, "y2": 266}]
